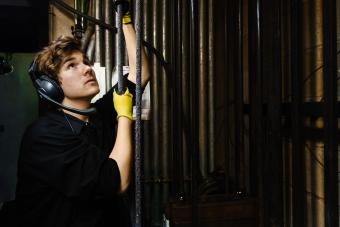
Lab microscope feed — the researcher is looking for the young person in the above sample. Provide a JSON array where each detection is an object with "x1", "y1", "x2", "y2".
[{"x1": 0, "y1": 2, "x2": 149, "y2": 226}]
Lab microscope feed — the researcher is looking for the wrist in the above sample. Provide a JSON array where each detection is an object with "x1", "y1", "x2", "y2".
[{"x1": 117, "y1": 116, "x2": 133, "y2": 123}]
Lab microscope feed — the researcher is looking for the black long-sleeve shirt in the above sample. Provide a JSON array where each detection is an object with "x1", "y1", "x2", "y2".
[{"x1": 0, "y1": 80, "x2": 135, "y2": 227}]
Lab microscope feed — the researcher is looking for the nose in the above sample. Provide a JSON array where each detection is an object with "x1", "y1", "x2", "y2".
[{"x1": 83, "y1": 63, "x2": 94, "y2": 76}]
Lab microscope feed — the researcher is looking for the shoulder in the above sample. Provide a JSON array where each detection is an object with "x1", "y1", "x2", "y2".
[
  {"x1": 22, "y1": 111, "x2": 72, "y2": 145},
  {"x1": 29, "y1": 111, "x2": 66, "y2": 133}
]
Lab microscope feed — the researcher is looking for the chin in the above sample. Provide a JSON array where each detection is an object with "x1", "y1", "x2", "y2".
[{"x1": 88, "y1": 88, "x2": 100, "y2": 99}]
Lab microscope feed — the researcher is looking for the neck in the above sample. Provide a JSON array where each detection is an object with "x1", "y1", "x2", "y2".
[{"x1": 61, "y1": 98, "x2": 91, "y2": 122}]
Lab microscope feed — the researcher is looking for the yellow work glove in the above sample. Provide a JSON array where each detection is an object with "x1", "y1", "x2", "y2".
[
  {"x1": 113, "y1": 88, "x2": 133, "y2": 120},
  {"x1": 122, "y1": 9, "x2": 132, "y2": 25}
]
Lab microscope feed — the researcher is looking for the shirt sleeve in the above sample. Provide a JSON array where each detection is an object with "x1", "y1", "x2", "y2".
[{"x1": 19, "y1": 124, "x2": 120, "y2": 200}]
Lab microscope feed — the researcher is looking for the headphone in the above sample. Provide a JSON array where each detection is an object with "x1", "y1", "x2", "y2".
[{"x1": 28, "y1": 60, "x2": 97, "y2": 115}]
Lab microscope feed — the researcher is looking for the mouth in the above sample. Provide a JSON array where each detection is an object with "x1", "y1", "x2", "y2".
[{"x1": 85, "y1": 78, "x2": 97, "y2": 84}]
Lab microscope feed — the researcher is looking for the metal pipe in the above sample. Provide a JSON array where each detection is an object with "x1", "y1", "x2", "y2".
[
  {"x1": 74, "y1": 0, "x2": 81, "y2": 39},
  {"x1": 86, "y1": 32, "x2": 96, "y2": 62},
  {"x1": 235, "y1": 0, "x2": 244, "y2": 191},
  {"x1": 151, "y1": 0, "x2": 161, "y2": 224},
  {"x1": 280, "y1": 1, "x2": 291, "y2": 225},
  {"x1": 115, "y1": 3, "x2": 124, "y2": 92},
  {"x1": 94, "y1": 0, "x2": 103, "y2": 65},
  {"x1": 141, "y1": 0, "x2": 152, "y2": 224},
  {"x1": 104, "y1": 0, "x2": 113, "y2": 92},
  {"x1": 198, "y1": 0, "x2": 208, "y2": 177},
  {"x1": 161, "y1": 0, "x2": 170, "y2": 206},
  {"x1": 263, "y1": 0, "x2": 283, "y2": 224},
  {"x1": 207, "y1": 0, "x2": 215, "y2": 175},
  {"x1": 74, "y1": 0, "x2": 89, "y2": 39},
  {"x1": 189, "y1": 0, "x2": 199, "y2": 226},
  {"x1": 301, "y1": 2, "x2": 324, "y2": 224},
  {"x1": 291, "y1": 0, "x2": 306, "y2": 226},
  {"x1": 181, "y1": 0, "x2": 190, "y2": 195},
  {"x1": 224, "y1": 0, "x2": 231, "y2": 194},
  {"x1": 322, "y1": 0, "x2": 338, "y2": 226},
  {"x1": 170, "y1": 0, "x2": 184, "y2": 198},
  {"x1": 81, "y1": 24, "x2": 95, "y2": 51},
  {"x1": 248, "y1": 0, "x2": 263, "y2": 223},
  {"x1": 170, "y1": 0, "x2": 179, "y2": 197},
  {"x1": 48, "y1": 4, "x2": 54, "y2": 41},
  {"x1": 135, "y1": 0, "x2": 143, "y2": 225}
]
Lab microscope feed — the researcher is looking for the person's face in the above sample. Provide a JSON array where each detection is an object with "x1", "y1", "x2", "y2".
[{"x1": 58, "y1": 51, "x2": 99, "y2": 102}]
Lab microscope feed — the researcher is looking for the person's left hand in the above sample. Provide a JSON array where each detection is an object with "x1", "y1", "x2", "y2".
[{"x1": 113, "y1": 88, "x2": 133, "y2": 120}]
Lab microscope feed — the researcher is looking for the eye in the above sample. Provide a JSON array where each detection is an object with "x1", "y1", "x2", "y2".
[{"x1": 67, "y1": 63, "x2": 75, "y2": 69}]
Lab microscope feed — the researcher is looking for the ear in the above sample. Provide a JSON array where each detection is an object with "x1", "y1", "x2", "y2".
[{"x1": 56, "y1": 75, "x2": 63, "y2": 85}]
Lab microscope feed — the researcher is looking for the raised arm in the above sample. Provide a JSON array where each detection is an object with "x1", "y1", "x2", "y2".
[
  {"x1": 123, "y1": 23, "x2": 150, "y2": 88},
  {"x1": 109, "y1": 89, "x2": 133, "y2": 193}
]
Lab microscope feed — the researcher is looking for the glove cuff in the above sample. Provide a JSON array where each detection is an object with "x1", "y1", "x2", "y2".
[
  {"x1": 117, "y1": 113, "x2": 133, "y2": 120},
  {"x1": 123, "y1": 13, "x2": 132, "y2": 24}
]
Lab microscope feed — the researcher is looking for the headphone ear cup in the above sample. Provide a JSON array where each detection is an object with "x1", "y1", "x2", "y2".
[{"x1": 37, "y1": 75, "x2": 64, "y2": 102}]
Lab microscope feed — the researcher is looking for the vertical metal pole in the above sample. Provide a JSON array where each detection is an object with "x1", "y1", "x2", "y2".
[
  {"x1": 263, "y1": 0, "x2": 283, "y2": 225},
  {"x1": 181, "y1": 0, "x2": 190, "y2": 195},
  {"x1": 280, "y1": 1, "x2": 291, "y2": 225},
  {"x1": 141, "y1": 0, "x2": 151, "y2": 223},
  {"x1": 116, "y1": 3, "x2": 124, "y2": 92},
  {"x1": 104, "y1": 0, "x2": 113, "y2": 92},
  {"x1": 48, "y1": 4, "x2": 54, "y2": 41},
  {"x1": 189, "y1": 0, "x2": 199, "y2": 226},
  {"x1": 248, "y1": 0, "x2": 264, "y2": 224},
  {"x1": 161, "y1": 0, "x2": 170, "y2": 207},
  {"x1": 151, "y1": 0, "x2": 160, "y2": 225},
  {"x1": 170, "y1": 0, "x2": 183, "y2": 197},
  {"x1": 235, "y1": 0, "x2": 245, "y2": 191},
  {"x1": 95, "y1": 0, "x2": 103, "y2": 65},
  {"x1": 224, "y1": 0, "x2": 233, "y2": 195},
  {"x1": 135, "y1": 0, "x2": 143, "y2": 226},
  {"x1": 198, "y1": 0, "x2": 208, "y2": 177},
  {"x1": 207, "y1": 0, "x2": 215, "y2": 174},
  {"x1": 248, "y1": 0, "x2": 263, "y2": 196},
  {"x1": 291, "y1": 0, "x2": 306, "y2": 226},
  {"x1": 322, "y1": 0, "x2": 338, "y2": 226}
]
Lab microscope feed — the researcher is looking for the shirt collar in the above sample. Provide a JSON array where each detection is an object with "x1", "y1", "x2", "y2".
[{"x1": 56, "y1": 110, "x2": 88, "y2": 134}]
